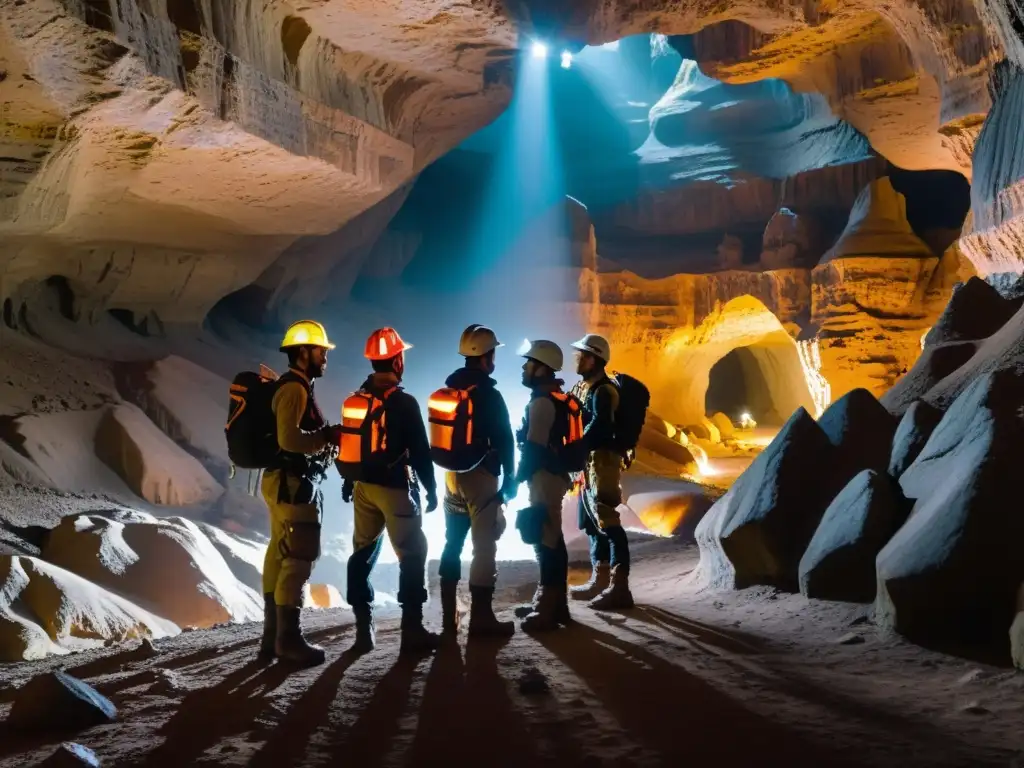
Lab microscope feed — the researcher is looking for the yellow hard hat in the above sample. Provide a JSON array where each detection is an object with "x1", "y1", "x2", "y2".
[{"x1": 280, "y1": 320, "x2": 335, "y2": 351}]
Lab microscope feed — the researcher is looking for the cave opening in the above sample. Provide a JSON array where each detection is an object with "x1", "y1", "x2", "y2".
[{"x1": 704, "y1": 343, "x2": 804, "y2": 427}]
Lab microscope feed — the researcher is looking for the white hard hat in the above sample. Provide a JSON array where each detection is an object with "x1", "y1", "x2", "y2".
[
  {"x1": 459, "y1": 324, "x2": 503, "y2": 357},
  {"x1": 518, "y1": 339, "x2": 563, "y2": 372},
  {"x1": 571, "y1": 333, "x2": 611, "y2": 363}
]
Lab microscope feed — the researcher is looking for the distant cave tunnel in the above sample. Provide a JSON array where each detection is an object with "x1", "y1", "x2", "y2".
[{"x1": 704, "y1": 343, "x2": 810, "y2": 427}]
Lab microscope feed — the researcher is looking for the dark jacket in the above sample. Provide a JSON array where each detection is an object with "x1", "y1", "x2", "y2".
[
  {"x1": 357, "y1": 373, "x2": 437, "y2": 494},
  {"x1": 444, "y1": 367, "x2": 515, "y2": 481},
  {"x1": 579, "y1": 375, "x2": 619, "y2": 452},
  {"x1": 516, "y1": 380, "x2": 570, "y2": 483}
]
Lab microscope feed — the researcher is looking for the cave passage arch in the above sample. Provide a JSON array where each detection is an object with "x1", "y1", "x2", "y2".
[
  {"x1": 641, "y1": 295, "x2": 818, "y2": 428},
  {"x1": 705, "y1": 343, "x2": 808, "y2": 426}
]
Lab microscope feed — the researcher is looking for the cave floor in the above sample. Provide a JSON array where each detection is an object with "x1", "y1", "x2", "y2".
[{"x1": 1, "y1": 539, "x2": 1021, "y2": 768}]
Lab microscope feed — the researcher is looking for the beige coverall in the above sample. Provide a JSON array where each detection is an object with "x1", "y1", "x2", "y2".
[
  {"x1": 352, "y1": 480, "x2": 428, "y2": 563},
  {"x1": 261, "y1": 380, "x2": 327, "y2": 608},
  {"x1": 444, "y1": 465, "x2": 507, "y2": 587}
]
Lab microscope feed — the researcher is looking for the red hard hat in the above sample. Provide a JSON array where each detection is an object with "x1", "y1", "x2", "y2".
[{"x1": 364, "y1": 327, "x2": 412, "y2": 361}]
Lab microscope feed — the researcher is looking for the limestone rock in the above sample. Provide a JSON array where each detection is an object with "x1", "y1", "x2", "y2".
[
  {"x1": 710, "y1": 412, "x2": 735, "y2": 440},
  {"x1": 799, "y1": 470, "x2": 908, "y2": 603},
  {"x1": 94, "y1": 403, "x2": 223, "y2": 507},
  {"x1": 40, "y1": 742, "x2": 101, "y2": 767},
  {"x1": 816, "y1": 388, "x2": 898, "y2": 476},
  {"x1": 818, "y1": 178, "x2": 935, "y2": 264},
  {"x1": 306, "y1": 583, "x2": 344, "y2": 609},
  {"x1": 923, "y1": 277, "x2": 1017, "y2": 346},
  {"x1": 637, "y1": 425, "x2": 697, "y2": 471},
  {"x1": 715, "y1": 234, "x2": 744, "y2": 271},
  {"x1": 694, "y1": 407, "x2": 838, "y2": 591},
  {"x1": 760, "y1": 208, "x2": 821, "y2": 270},
  {"x1": 880, "y1": 341, "x2": 980, "y2": 416},
  {"x1": 888, "y1": 400, "x2": 944, "y2": 478},
  {"x1": 877, "y1": 370, "x2": 1024, "y2": 648},
  {"x1": 42, "y1": 510, "x2": 261, "y2": 629},
  {"x1": 684, "y1": 419, "x2": 720, "y2": 444},
  {"x1": 7, "y1": 671, "x2": 116, "y2": 732},
  {"x1": 0, "y1": 555, "x2": 178, "y2": 662}
]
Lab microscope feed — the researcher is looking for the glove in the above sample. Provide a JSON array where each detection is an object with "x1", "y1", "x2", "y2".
[
  {"x1": 425, "y1": 489, "x2": 438, "y2": 513},
  {"x1": 500, "y1": 474, "x2": 518, "y2": 504},
  {"x1": 342, "y1": 479, "x2": 354, "y2": 504}
]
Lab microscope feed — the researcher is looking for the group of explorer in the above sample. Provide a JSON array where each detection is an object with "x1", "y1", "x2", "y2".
[{"x1": 225, "y1": 320, "x2": 649, "y2": 667}]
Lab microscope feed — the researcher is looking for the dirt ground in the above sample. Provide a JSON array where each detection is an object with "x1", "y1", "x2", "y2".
[{"x1": 1, "y1": 538, "x2": 1022, "y2": 768}]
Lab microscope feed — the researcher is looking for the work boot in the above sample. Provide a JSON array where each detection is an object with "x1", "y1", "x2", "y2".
[
  {"x1": 440, "y1": 579, "x2": 461, "y2": 635},
  {"x1": 588, "y1": 564, "x2": 635, "y2": 611},
  {"x1": 400, "y1": 609, "x2": 442, "y2": 655},
  {"x1": 521, "y1": 586, "x2": 561, "y2": 633},
  {"x1": 257, "y1": 593, "x2": 276, "y2": 661},
  {"x1": 468, "y1": 586, "x2": 515, "y2": 638},
  {"x1": 349, "y1": 607, "x2": 376, "y2": 655},
  {"x1": 513, "y1": 586, "x2": 541, "y2": 619},
  {"x1": 556, "y1": 589, "x2": 573, "y2": 625},
  {"x1": 275, "y1": 606, "x2": 326, "y2": 666},
  {"x1": 570, "y1": 561, "x2": 610, "y2": 601}
]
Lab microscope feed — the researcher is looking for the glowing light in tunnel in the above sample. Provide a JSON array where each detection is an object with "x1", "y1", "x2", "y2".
[
  {"x1": 739, "y1": 412, "x2": 756, "y2": 429},
  {"x1": 560, "y1": 51, "x2": 573, "y2": 69},
  {"x1": 796, "y1": 339, "x2": 831, "y2": 418},
  {"x1": 531, "y1": 41, "x2": 548, "y2": 59},
  {"x1": 686, "y1": 442, "x2": 716, "y2": 477}
]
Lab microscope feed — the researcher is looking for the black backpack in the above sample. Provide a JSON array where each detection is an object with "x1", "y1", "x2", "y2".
[
  {"x1": 225, "y1": 367, "x2": 281, "y2": 469},
  {"x1": 550, "y1": 391, "x2": 588, "y2": 474},
  {"x1": 610, "y1": 372, "x2": 650, "y2": 452}
]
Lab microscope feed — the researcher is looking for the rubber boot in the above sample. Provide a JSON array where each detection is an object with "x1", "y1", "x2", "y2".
[
  {"x1": 440, "y1": 579, "x2": 461, "y2": 635},
  {"x1": 588, "y1": 564, "x2": 635, "y2": 611},
  {"x1": 350, "y1": 607, "x2": 375, "y2": 655},
  {"x1": 468, "y1": 586, "x2": 515, "y2": 638},
  {"x1": 521, "y1": 586, "x2": 561, "y2": 633},
  {"x1": 513, "y1": 586, "x2": 541, "y2": 619},
  {"x1": 400, "y1": 607, "x2": 441, "y2": 655},
  {"x1": 275, "y1": 606, "x2": 326, "y2": 666},
  {"x1": 257, "y1": 593, "x2": 276, "y2": 661},
  {"x1": 570, "y1": 562, "x2": 610, "y2": 601}
]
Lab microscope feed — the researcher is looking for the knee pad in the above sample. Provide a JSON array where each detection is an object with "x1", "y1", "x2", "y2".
[
  {"x1": 515, "y1": 504, "x2": 547, "y2": 546},
  {"x1": 281, "y1": 521, "x2": 321, "y2": 562}
]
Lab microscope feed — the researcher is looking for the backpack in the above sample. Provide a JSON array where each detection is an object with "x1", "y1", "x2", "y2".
[
  {"x1": 336, "y1": 387, "x2": 398, "y2": 481},
  {"x1": 427, "y1": 385, "x2": 489, "y2": 472},
  {"x1": 550, "y1": 391, "x2": 588, "y2": 473},
  {"x1": 609, "y1": 372, "x2": 650, "y2": 452},
  {"x1": 225, "y1": 365, "x2": 281, "y2": 469}
]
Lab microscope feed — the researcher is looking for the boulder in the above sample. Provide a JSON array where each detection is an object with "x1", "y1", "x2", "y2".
[
  {"x1": 637, "y1": 425, "x2": 697, "y2": 469},
  {"x1": 879, "y1": 341, "x2": 979, "y2": 416},
  {"x1": 95, "y1": 403, "x2": 223, "y2": 507},
  {"x1": 0, "y1": 555, "x2": 177, "y2": 662},
  {"x1": 7, "y1": 671, "x2": 116, "y2": 731},
  {"x1": 887, "y1": 400, "x2": 944, "y2": 478},
  {"x1": 684, "y1": 418, "x2": 720, "y2": 443},
  {"x1": 877, "y1": 370, "x2": 1024, "y2": 648},
  {"x1": 816, "y1": 388, "x2": 898, "y2": 476},
  {"x1": 799, "y1": 470, "x2": 909, "y2": 603},
  {"x1": 694, "y1": 407, "x2": 838, "y2": 591},
  {"x1": 42, "y1": 510, "x2": 261, "y2": 629},
  {"x1": 306, "y1": 583, "x2": 344, "y2": 609},
  {"x1": 923, "y1": 277, "x2": 1017, "y2": 346},
  {"x1": 710, "y1": 412, "x2": 735, "y2": 440}
]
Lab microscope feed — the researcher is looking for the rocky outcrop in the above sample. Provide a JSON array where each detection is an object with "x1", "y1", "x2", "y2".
[
  {"x1": 760, "y1": 209, "x2": 822, "y2": 270},
  {"x1": 799, "y1": 469, "x2": 908, "y2": 603},
  {"x1": 42, "y1": 510, "x2": 262, "y2": 629},
  {"x1": 811, "y1": 179, "x2": 950, "y2": 400},
  {"x1": 923, "y1": 277, "x2": 1018, "y2": 346},
  {"x1": 816, "y1": 388, "x2": 899, "y2": 474},
  {"x1": 878, "y1": 369, "x2": 1024, "y2": 646}
]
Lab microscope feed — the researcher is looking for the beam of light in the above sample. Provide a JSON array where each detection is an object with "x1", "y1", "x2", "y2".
[
  {"x1": 796, "y1": 338, "x2": 831, "y2": 418},
  {"x1": 532, "y1": 41, "x2": 548, "y2": 59},
  {"x1": 560, "y1": 50, "x2": 573, "y2": 69}
]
